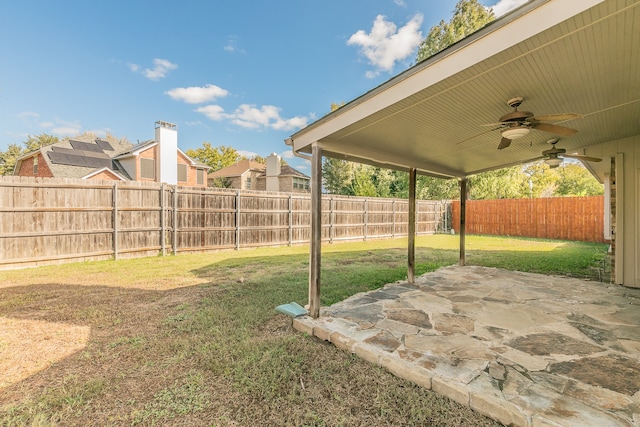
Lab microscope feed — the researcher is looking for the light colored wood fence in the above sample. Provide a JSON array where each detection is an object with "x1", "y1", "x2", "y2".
[
  {"x1": 451, "y1": 196, "x2": 605, "y2": 243},
  {"x1": 0, "y1": 177, "x2": 448, "y2": 269}
]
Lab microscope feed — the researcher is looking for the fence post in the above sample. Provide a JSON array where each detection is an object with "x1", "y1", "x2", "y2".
[
  {"x1": 113, "y1": 182, "x2": 119, "y2": 260},
  {"x1": 288, "y1": 193, "x2": 293, "y2": 246},
  {"x1": 172, "y1": 186, "x2": 178, "y2": 255},
  {"x1": 200, "y1": 189, "x2": 206, "y2": 249},
  {"x1": 160, "y1": 183, "x2": 166, "y2": 256},
  {"x1": 235, "y1": 190, "x2": 241, "y2": 250},
  {"x1": 330, "y1": 196, "x2": 335, "y2": 244},
  {"x1": 392, "y1": 199, "x2": 396, "y2": 238},
  {"x1": 364, "y1": 199, "x2": 368, "y2": 241}
]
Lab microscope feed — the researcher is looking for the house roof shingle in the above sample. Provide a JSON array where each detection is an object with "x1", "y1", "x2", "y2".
[{"x1": 208, "y1": 159, "x2": 265, "y2": 178}]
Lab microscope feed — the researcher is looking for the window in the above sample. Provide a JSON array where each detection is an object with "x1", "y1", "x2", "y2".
[
  {"x1": 293, "y1": 177, "x2": 309, "y2": 190},
  {"x1": 33, "y1": 156, "x2": 38, "y2": 175},
  {"x1": 246, "y1": 177, "x2": 252, "y2": 189},
  {"x1": 177, "y1": 163, "x2": 188, "y2": 182},
  {"x1": 196, "y1": 169, "x2": 204, "y2": 185},
  {"x1": 140, "y1": 158, "x2": 155, "y2": 179}
]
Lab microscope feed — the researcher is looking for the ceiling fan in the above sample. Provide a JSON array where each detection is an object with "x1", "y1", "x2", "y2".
[
  {"x1": 542, "y1": 139, "x2": 602, "y2": 168},
  {"x1": 484, "y1": 97, "x2": 582, "y2": 150}
]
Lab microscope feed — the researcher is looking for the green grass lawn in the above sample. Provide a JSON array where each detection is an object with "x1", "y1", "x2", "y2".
[{"x1": 0, "y1": 235, "x2": 608, "y2": 426}]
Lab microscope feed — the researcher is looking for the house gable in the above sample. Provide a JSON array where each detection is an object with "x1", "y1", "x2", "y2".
[
  {"x1": 82, "y1": 167, "x2": 126, "y2": 181},
  {"x1": 15, "y1": 152, "x2": 54, "y2": 178}
]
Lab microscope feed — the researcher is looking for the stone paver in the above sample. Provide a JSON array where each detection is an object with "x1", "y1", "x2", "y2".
[{"x1": 293, "y1": 266, "x2": 640, "y2": 427}]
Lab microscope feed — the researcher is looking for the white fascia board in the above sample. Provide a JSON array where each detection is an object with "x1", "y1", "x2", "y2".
[
  {"x1": 291, "y1": 0, "x2": 605, "y2": 153},
  {"x1": 319, "y1": 141, "x2": 463, "y2": 178},
  {"x1": 82, "y1": 167, "x2": 126, "y2": 180}
]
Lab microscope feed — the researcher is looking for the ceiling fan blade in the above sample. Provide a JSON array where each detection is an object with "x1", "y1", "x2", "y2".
[
  {"x1": 533, "y1": 122, "x2": 578, "y2": 136},
  {"x1": 561, "y1": 153, "x2": 602, "y2": 162},
  {"x1": 497, "y1": 137, "x2": 512, "y2": 150},
  {"x1": 481, "y1": 122, "x2": 508, "y2": 127},
  {"x1": 532, "y1": 113, "x2": 583, "y2": 122}
]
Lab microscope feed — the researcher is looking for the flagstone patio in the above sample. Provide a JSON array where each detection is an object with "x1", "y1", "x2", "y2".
[{"x1": 293, "y1": 266, "x2": 640, "y2": 427}]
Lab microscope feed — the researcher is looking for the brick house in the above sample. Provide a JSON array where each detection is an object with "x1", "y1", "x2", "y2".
[
  {"x1": 208, "y1": 153, "x2": 310, "y2": 192},
  {"x1": 208, "y1": 159, "x2": 266, "y2": 190},
  {"x1": 13, "y1": 121, "x2": 209, "y2": 186}
]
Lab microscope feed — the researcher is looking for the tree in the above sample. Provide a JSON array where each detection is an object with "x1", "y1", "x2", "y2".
[
  {"x1": 468, "y1": 166, "x2": 525, "y2": 200},
  {"x1": 0, "y1": 133, "x2": 60, "y2": 176},
  {"x1": 251, "y1": 154, "x2": 288, "y2": 166},
  {"x1": 322, "y1": 158, "x2": 356, "y2": 195},
  {"x1": 23, "y1": 133, "x2": 60, "y2": 152},
  {"x1": 0, "y1": 143, "x2": 27, "y2": 175},
  {"x1": 416, "y1": 0, "x2": 495, "y2": 63},
  {"x1": 554, "y1": 162, "x2": 604, "y2": 196},
  {"x1": 185, "y1": 143, "x2": 242, "y2": 171},
  {"x1": 521, "y1": 161, "x2": 557, "y2": 198}
]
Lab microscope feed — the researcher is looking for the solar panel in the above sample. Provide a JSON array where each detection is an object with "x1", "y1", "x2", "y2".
[
  {"x1": 69, "y1": 140, "x2": 103, "y2": 153},
  {"x1": 86, "y1": 157, "x2": 111, "y2": 168},
  {"x1": 96, "y1": 139, "x2": 114, "y2": 151},
  {"x1": 48, "y1": 151, "x2": 74, "y2": 165},
  {"x1": 47, "y1": 151, "x2": 111, "y2": 168}
]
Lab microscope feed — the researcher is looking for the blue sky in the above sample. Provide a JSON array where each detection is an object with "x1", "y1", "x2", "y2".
[{"x1": 0, "y1": 0, "x2": 526, "y2": 173}]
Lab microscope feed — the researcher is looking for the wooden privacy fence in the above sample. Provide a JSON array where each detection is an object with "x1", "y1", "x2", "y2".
[
  {"x1": 451, "y1": 196, "x2": 605, "y2": 243},
  {"x1": 0, "y1": 177, "x2": 449, "y2": 269}
]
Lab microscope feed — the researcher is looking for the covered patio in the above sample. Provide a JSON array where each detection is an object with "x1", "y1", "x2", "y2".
[
  {"x1": 286, "y1": 0, "x2": 640, "y2": 315},
  {"x1": 285, "y1": 0, "x2": 639, "y2": 425},
  {"x1": 293, "y1": 266, "x2": 640, "y2": 426}
]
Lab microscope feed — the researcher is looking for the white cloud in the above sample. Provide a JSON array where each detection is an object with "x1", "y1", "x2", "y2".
[
  {"x1": 280, "y1": 150, "x2": 295, "y2": 160},
  {"x1": 348, "y1": 13, "x2": 423, "y2": 75},
  {"x1": 237, "y1": 150, "x2": 259, "y2": 159},
  {"x1": 223, "y1": 35, "x2": 245, "y2": 54},
  {"x1": 165, "y1": 84, "x2": 229, "y2": 104},
  {"x1": 51, "y1": 125, "x2": 82, "y2": 136},
  {"x1": 489, "y1": 0, "x2": 529, "y2": 17},
  {"x1": 394, "y1": 0, "x2": 406, "y2": 6},
  {"x1": 196, "y1": 103, "x2": 309, "y2": 132},
  {"x1": 39, "y1": 119, "x2": 83, "y2": 136},
  {"x1": 17, "y1": 111, "x2": 39, "y2": 121},
  {"x1": 195, "y1": 105, "x2": 228, "y2": 121},
  {"x1": 130, "y1": 58, "x2": 178, "y2": 80}
]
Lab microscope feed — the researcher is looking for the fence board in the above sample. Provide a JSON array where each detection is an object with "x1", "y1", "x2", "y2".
[{"x1": 451, "y1": 196, "x2": 605, "y2": 243}]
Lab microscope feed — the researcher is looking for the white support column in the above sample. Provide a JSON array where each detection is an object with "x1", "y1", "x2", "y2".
[
  {"x1": 309, "y1": 143, "x2": 323, "y2": 318},
  {"x1": 408, "y1": 168, "x2": 416, "y2": 284},
  {"x1": 459, "y1": 178, "x2": 468, "y2": 266}
]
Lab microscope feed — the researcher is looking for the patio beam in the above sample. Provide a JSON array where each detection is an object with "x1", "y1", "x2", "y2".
[
  {"x1": 459, "y1": 178, "x2": 467, "y2": 266},
  {"x1": 309, "y1": 143, "x2": 322, "y2": 318},
  {"x1": 408, "y1": 168, "x2": 416, "y2": 284}
]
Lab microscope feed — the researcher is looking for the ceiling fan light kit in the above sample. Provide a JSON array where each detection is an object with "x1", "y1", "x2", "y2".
[
  {"x1": 544, "y1": 157, "x2": 562, "y2": 168},
  {"x1": 501, "y1": 126, "x2": 530, "y2": 140}
]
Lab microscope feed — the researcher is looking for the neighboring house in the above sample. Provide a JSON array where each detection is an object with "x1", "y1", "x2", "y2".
[
  {"x1": 209, "y1": 153, "x2": 310, "y2": 193},
  {"x1": 208, "y1": 159, "x2": 266, "y2": 190},
  {"x1": 256, "y1": 153, "x2": 310, "y2": 192},
  {"x1": 14, "y1": 121, "x2": 209, "y2": 186}
]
